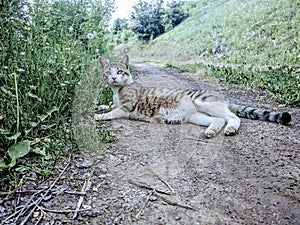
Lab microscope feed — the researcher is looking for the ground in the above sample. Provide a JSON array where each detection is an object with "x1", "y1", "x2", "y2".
[{"x1": 1, "y1": 62, "x2": 299, "y2": 224}]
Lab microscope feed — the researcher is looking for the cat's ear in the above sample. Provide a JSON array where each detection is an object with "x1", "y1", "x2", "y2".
[
  {"x1": 99, "y1": 56, "x2": 109, "y2": 69},
  {"x1": 120, "y1": 55, "x2": 129, "y2": 69}
]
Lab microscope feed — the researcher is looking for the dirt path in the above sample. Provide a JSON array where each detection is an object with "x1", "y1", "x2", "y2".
[{"x1": 2, "y1": 62, "x2": 299, "y2": 224}]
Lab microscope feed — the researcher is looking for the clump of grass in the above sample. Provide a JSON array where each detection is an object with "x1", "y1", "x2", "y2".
[{"x1": 209, "y1": 65, "x2": 300, "y2": 105}]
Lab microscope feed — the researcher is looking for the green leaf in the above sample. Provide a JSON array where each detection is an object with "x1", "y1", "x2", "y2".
[
  {"x1": 45, "y1": 106, "x2": 59, "y2": 115},
  {"x1": 6, "y1": 132, "x2": 21, "y2": 140},
  {"x1": 29, "y1": 122, "x2": 38, "y2": 127},
  {"x1": 15, "y1": 165, "x2": 30, "y2": 173},
  {"x1": 31, "y1": 147, "x2": 46, "y2": 156},
  {"x1": 0, "y1": 128, "x2": 9, "y2": 135},
  {"x1": 0, "y1": 86, "x2": 15, "y2": 97},
  {"x1": 37, "y1": 106, "x2": 59, "y2": 122},
  {"x1": 37, "y1": 114, "x2": 48, "y2": 122},
  {"x1": 26, "y1": 92, "x2": 42, "y2": 101},
  {"x1": 0, "y1": 158, "x2": 9, "y2": 171},
  {"x1": 8, "y1": 140, "x2": 31, "y2": 167}
]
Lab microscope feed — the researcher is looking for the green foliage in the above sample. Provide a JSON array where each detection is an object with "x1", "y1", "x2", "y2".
[
  {"x1": 209, "y1": 65, "x2": 300, "y2": 105},
  {"x1": 130, "y1": 0, "x2": 187, "y2": 41},
  {"x1": 110, "y1": 18, "x2": 137, "y2": 45},
  {"x1": 163, "y1": 0, "x2": 188, "y2": 31},
  {"x1": 131, "y1": 0, "x2": 165, "y2": 41},
  {"x1": 0, "y1": 0, "x2": 112, "y2": 190},
  {"x1": 155, "y1": 0, "x2": 299, "y2": 66},
  {"x1": 165, "y1": 62, "x2": 300, "y2": 106}
]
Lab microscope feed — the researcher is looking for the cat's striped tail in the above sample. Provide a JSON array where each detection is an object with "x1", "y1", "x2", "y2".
[{"x1": 229, "y1": 104, "x2": 292, "y2": 125}]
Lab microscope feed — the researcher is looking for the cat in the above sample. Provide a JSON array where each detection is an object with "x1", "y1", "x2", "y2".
[{"x1": 94, "y1": 55, "x2": 291, "y2": 138}]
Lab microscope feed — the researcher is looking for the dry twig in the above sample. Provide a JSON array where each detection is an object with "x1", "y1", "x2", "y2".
[
  {"x1": 2, "y1": 156, "x2": 71, "y2": 225},
  {"x1": 41, "y1": 207, "x2": 91, "y2": 214},
  {"x1": 19, "y1": 156, "x2": 71, "y2": 225},
  {"x1": 155, "y1": 192, "x2": 196, "y2": 210},
  {"x1": 72, "y1": 171, "x2": 93, "y2": 219},
  {"x1": 148, "y1": 169, "x2": 175, "y2": 193},
  {"x1": 135, "y1": 192, "x2": 152, "y2": 219},
  {"x1": 128, "y1": 179, "x2": 195, "y2": 211},
  {"x1": 128, "y1": 179, "x2": 171, "y2": 195}
]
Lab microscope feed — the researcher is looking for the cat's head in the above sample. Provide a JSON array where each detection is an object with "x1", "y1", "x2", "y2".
[{"x1": 99, "y1": 55, "x2": 134, "y2": 87}]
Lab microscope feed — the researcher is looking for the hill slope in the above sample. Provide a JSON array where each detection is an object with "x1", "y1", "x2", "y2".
[{"x1": 130, "y1": 0, "x2": 299, "y2": 67}]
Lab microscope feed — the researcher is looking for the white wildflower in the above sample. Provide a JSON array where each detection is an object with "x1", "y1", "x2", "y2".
[
  {"x1": 87, "y1": 33, "x2": 94, "y2": 39},
  {"x1": 65, "y1": 48, "x2": 71, "y2": 51},
  {"x1": 4, "y1": 66, "x2": 8, "y2": 70},
  {"x1": 20, "y1": 52, "x2": 26, "y2": 56},
  {"x1": 95, "y1": 49, "x2": 99, "y2": 53},
  {"x1": 17, "y1": 68, "x2": 25, "y2": 72},
  {"x1": 68, "y1": 26, "x2": 74, "y2": 32}
]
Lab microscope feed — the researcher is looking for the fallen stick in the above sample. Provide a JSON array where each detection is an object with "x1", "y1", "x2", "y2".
[
  {"x1": 128, "y1": 179, "x2": 195, "y2": 211},
  {"x1": 2, "y1": 186, "x2": 48, "y2": 223},
  {"x1": 72, "y1": 171, "x2": 93, "y2": 219},
  {"x1": 18, "y1": 156, "x2": 71, "y2": 225},
  {"x1": 128, "y1": 179, "x2": 171, "y2": 195},
  {"x1": 135, "y1": 192, "x2": 152, "y2": 219},
  {"x1": 156, "y1": 192, "x2": 196, "y2": 211},
  {"x1": 148, "y1": 169, "x2": 175, "y2": 193},
  {"x1": 41, "y1": 207, "x2": 91, "y2": 214}
]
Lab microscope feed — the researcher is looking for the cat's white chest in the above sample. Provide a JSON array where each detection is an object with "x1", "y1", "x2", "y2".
[{"x1": 112, "y1": 87, "x2": 120, "y2": 107}]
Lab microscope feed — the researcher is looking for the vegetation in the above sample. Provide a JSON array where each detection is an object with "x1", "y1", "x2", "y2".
[
  {"x1": 0, "y1": 0, "x2": 113, "y2": 190},
  {"x1": 154, "y1": 0, "x2": 300, "y2": 66},
  {"x1": 125, "y1": 0, "x2": 300, "y2": 106},
  {"x1": 1, "y1": 0, "x2": 299, "y2": 192},
  {"x1": 111, "y1": 0, "x2": 187, "y2": 43}
]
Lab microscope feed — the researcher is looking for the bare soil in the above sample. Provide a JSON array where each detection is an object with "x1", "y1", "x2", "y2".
[{"x1": 1, "y1": 62, "x2": 299, "y2": 225}]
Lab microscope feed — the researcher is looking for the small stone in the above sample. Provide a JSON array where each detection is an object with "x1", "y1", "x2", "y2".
[
  {"x1": 149, "y1": 195, "x2": 157, "y2": 201},
  {"x1": 175, "y1": 215, "x2": 182, "y2": 220}
]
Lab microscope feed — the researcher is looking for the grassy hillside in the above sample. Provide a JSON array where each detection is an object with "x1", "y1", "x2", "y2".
[{"x1": 129, "y1": 0, "x2": 299, "y2": 67}]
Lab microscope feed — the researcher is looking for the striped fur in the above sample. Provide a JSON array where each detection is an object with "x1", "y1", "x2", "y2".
[{"x1": 95, "y1": 55, "x2": 291, "y2": 138}]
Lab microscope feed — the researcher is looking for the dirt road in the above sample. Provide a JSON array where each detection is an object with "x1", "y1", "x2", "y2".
[{"x1": 2, "y1": 62, "x2": 299, "y2": 224}]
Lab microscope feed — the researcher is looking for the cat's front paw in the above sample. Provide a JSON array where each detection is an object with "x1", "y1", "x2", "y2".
[
  {"x1": 94, "y1": 113, "x2": 104, "y2": 121},
  {"x1": 204, "y1": 128, "x2": 217, "y2": 138},
  {"x1": 224, "y1": 126, "x2": 238, "y2": 136}
]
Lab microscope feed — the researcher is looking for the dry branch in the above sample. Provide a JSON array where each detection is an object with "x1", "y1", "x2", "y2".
[
  {"x1": 148, "y1": 169, "x2": 175, "y2": 193},
  {"x1": 72, "y1": 171, "x2": 93, "y2": 219},
  {"x1": 128, "y1": 179, "x2": 171, "y2": 195},
  {"x1": 2, "y1": 156, "x2": 71, "y2": 225}
]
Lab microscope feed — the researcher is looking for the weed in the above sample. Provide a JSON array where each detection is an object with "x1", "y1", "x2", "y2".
[
  {"x1": 209, "y1": 65, "x2": 300, "y2": 106},
  {"x1": 0, "y1": 0, "x2": 113, "y2": 190}
]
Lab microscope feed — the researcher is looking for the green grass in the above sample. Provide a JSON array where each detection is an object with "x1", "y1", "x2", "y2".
[
  {"x1": 0, "y1": 0, "x2": 112, "y2": 191},
  {"x1": 121, "y1": 0, "x2": 300, "y2": 106},
  {"x1": 155, "y1": 0, "x2": 300, "y2": 66}
]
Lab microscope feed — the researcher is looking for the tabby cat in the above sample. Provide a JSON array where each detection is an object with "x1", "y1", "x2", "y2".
[{"x1": 94, "y1": 55, "x2": 291, "y2": 138}]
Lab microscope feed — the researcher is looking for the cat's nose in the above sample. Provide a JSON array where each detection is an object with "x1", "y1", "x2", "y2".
[{"x1": 112, "y1": 77, "x2": 116, "y2": 81}]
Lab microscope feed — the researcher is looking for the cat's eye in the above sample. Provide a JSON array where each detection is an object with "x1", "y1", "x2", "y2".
[{"x1": 117, "y1": 71, "x2": 124, "y2": 75}]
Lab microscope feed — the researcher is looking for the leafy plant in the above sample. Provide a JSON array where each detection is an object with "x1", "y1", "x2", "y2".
[{"x1": 0, "y1": 0, "x2": 113, "y2": 190}]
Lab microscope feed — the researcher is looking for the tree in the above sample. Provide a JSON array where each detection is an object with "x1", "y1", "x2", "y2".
[
  {"x1": 163, "y1": 0, "x2": 187, "y2": 31},
  {"x1": 131, "y1": 0, "x2": 165, "y2": 41}
]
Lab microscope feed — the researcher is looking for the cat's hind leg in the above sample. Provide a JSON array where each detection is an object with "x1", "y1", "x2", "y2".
[{"x1": 187, "y1": 112, "x2": 225, "y2": 138}]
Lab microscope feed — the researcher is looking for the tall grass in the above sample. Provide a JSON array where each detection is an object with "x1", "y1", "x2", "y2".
[
  {"x1": 0, "y1": 0, "x2": 112, "y2": 190},
  {"x1": 147, "y1": 0, "x2": 300, "y2": 66}
]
